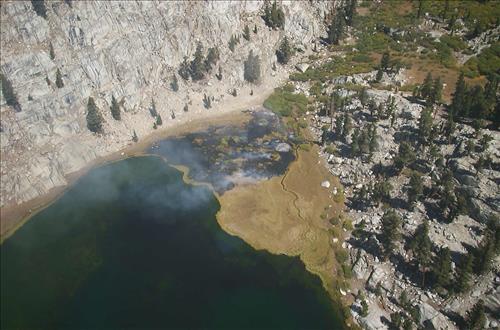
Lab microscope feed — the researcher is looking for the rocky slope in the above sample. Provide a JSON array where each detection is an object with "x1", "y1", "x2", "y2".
[{"x1": 0, "y1": 1, "x2": 335, "y2": 223}]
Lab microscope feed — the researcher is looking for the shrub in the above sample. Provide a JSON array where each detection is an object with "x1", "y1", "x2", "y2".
[{"x1": 263, "y1": 88, "x2": 308, "y2": 117}]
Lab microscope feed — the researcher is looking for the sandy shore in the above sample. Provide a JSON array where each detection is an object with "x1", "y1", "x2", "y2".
[{"x1": 0, "y1": 89, "x2": 268, "y2": 242}]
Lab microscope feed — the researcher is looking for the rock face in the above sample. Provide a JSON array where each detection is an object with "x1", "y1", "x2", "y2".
[{"x1": 0, "y1": 0, "x2": 335, "y2": 210}]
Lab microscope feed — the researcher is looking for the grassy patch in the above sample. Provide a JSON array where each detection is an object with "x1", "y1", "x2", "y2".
[
  {"x1": 462, "y1": 42, "x2": 500, "y2": 79},
  {"x1": 263, "y1": 87, "x2": 308, "y2": 117},
  {"x1": 290, "y1": 55, "x2": 375, "y2": 82}
]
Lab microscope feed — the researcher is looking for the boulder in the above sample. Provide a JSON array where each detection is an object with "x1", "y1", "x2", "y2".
[
  {"x1": 295, "y1": 63, "x2": 309, "y2": 73},
  {"x1": 321, "y1": 180, "x2": 331, "y2": 188}
]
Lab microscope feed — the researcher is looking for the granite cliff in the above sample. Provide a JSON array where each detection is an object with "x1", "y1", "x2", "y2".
[{"x1": 0, "y1": 0, "x2": 335, "y2": 231}]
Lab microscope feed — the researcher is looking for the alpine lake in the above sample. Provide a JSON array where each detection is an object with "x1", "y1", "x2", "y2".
[{"x1": 1, "y1": 111, "x2": 345, "y2": 329}]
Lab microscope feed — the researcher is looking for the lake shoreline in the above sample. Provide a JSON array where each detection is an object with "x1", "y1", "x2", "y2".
[{"x1": 0, "y1": 104, "x2": 254, "y2": 242}]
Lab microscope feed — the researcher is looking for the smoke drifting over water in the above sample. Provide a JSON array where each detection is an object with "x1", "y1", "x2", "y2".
[{"x1": 151, "y1": 111, "x2": 295, "y2": 193}]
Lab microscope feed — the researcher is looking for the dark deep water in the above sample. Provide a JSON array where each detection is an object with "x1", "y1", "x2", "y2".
[{"x1": 1, "y1": 156, "x2": 344, "y2": 329}]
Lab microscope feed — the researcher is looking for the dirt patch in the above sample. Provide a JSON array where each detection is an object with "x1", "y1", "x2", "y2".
[{"x1": 217, "y1": 144, "x2": 344, "y2": 297}]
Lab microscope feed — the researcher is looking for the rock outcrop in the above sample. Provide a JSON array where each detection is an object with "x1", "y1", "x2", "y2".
[{"x1": 0, "y1": 1, "x2": 335, "y2": 214}]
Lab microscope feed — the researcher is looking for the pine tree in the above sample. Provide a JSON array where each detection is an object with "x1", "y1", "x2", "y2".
[
  {"x1": 171, "y1": 74, "x2": 179, "y2": 92},
  {"x1": 327, "y1": 10, "x2": 345, "y2": 45},
  {"x1": 262, "y1": 1, "x2": 285, "y2": 29},
  {"x1": 342, "y1": 113, "x2": 352, "y2": 140},
  {"x1": 243, "y1": 25, "x2": 251, "y2": 41},
  {"x1": 360, "y1": 300, "x2": 369, "y2": 317},
  {"x1": 55, "y1": 68, "x2": 64, "y2": 88},
  {"x1": 228, "y1": 35, "x2": 237, "y2": 52},
  {"x1": 204, "y1": 47, "x2": 220, "y2": 72},
  {"x1": 190, "y1": 43, "x2": 205, "y2": 81},
  {"x1": 253, "y1": 24, "x2": 258, "y2": 34},
  {"x1": 375, "y1": 68, "x2": 383, "y2": 82},
  {"x1": 149, "y1": 99, "x2": 158, "y2": 118},
  {"x1": 430, "y1": 77, "x2": 443, "y2": 105},
  {"x1": 351, "y1": 128, "x2": 360, "y2": 156},
  {"x1": 420, "y1": 72, "x2": 433, "y2": 100},
  {"x1": 243, "y1": 50, "x2": 261, "y2": 83},
  {"x1": 132, "y1": 130, "x2": 138, "y2": 142},
  {"x1": 380, "y1": 52, "x2": 390, "y2": 72},
  {"x1": 418, "y1": 107, "x2": 433, "y2": 145},
  {"x1": 380, "y1": 209, "x2": 401, "y2": 259},
  {"x1": 31, "y1": 0, "x2": 47, "y2": 19},
  {"x1": 359, "y1": 87, "x2": 368, "y2": 107},
  {"x1": 432, "y1": 247, "x2": 452, "y2": 289},
  {"x1": 394, "y1": 142, "x2": 416, "y2": 171},
  {"x1": 465, "y1": 300, "x2": 486, "y2": 330},
  {"x1": 276, "y1": 36, "x2": 292, "y2": 64},
  {"x1": 417, "y1": 0, "x2": 424, "y2": 19},
  {"x1": 110, "y1": 95, "x2": 121, "y2": 120},
  {"x1": 0, "y1": 73, "x2": 21, "y2": 111},
  {"x1": 372, "y1": 180, "x2": 392, "y2": 205},
  {"x1": 156, "y1": 114, "x2": 163, "y2": 126},
  {"x1": 216, "y1": 66, "x2": 223, "y2": 81},
  {"x1": 409, "y1": 219, "x2": 432, "y2": 287},
  {"x1": 451, "y1": 73, "x2": 466, "y2": 117},
  {"x1": 408, "y1": 171, "x2": 423, "y2": 209},
  {"x1": 178, "y1": 56, "x2": 191, "y2": 80},
  {"x1": 345, "y1": 0, "x2": 356, "y2": 26},
  {"x1": 49, "y1": 42, "x2": 55, "y2": 60},
  {"x1": 454, "y1": 253, "x2": 473, "y2": 293},
  {"x1": 86, "y1": 97, "x2": 104, "y2": 134}
]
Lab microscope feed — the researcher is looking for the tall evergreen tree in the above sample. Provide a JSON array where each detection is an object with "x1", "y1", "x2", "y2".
[
  {"x1": 408, "y1": 171, "x2": 423, "y2": 209},
  {"x1": 110, "y1": 95, "x2": 121, "y2": 120},
  {"x1": 409, "y1": 220, "x2": 432, "y2": 286},
  {"x1": 1, "y1": 73, "x2": 21, "y2": 111},
  {"x1": 465, "y1": 300, "x2": 486, "y2": 330},
  {"x1": 380, "y1": 52, "x2": 390, "y2": 72},
  {"x1": 156, "y1": 114, "x2": 163, "y2": 126},
  {"x1": 451, "y1": 73, "x2": 467, "y2": 117},
  {"x1": 149, "y1": 99, "x2": 158, "y2": 118},
  {"x1": 276, "y1": 37, "x2": 292, "y2": 64},
  {"x1": 262, "y1": 1, "x2": 285, "y2": 29},
  {"x1": 86, "y1": 97, "x2": 104, "y2": 134},
  {"x1": 380, "y1": 209, "x2": 402, "y2": 259},
  {"x1": 326, "y1": 10, "x2": 345, "y2": 45},
  {"x1": 420, "y1": 72, "x2": 433, "y2": 101},
  {"x1": 454, "y1": 253, "x2": 473, "y2": 293},
  {"x1": 49, "y1": 42, "x2": 55, "y2": 60},
  {"x1": 132, "y1": 130, "x2": 138, "y2": 142},
  {"x1": 432, "y1": 247, "x2": 452, "y2": 289},
  {"x1": 171, "y1": 74, "x2": 179, "y2": 92},
  {"x1": 243, "y1": 50, "x2": 261, "y2": 83},
  {"x1": 345, "y1": 0, "x2": 356, "y2": 26},
  {"x1": 205, "y1": 47, "x2": 220, "y2": 72},
  {"x1": 430, "y1": 77, "x2": 443, "y2": 105},
  {"x1": 243, "y1": 25, "x2": 251, "y2": 41},
  {"x1": 55, "y1": 68, "x2": 64, "y2": 88},
  {"x1": 190, "y1": 43, "x2": 205, "y2": 81},
  {"x1": 31, "y1": 0, "x2": 47, "y2": 19},
  {"x1": 394, "y1": 142, "x2": 416, "y2": 171},
  {"x1": 418, "y1": 106, "x2": 433, "y2": 145}
]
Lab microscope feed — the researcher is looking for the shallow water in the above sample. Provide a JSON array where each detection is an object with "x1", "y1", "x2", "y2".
[{"x1": 1, "y1": 156, "x2": 344, "y2": 329}]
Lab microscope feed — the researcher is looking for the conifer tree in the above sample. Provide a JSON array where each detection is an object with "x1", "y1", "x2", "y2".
[
  {"x1": 263, "y1": 1, "x2": 285, "y2": 29},
  {"x1": 55, "y1": 68, "x2": 64, "y2": 88},
  {"x1": 380, "y1": 209, "x2": 401, "y2": 259},
  {"x1": 465, "y1": 300, "x2": 486, "y2": 330},
  {"x1": 243, "y1": 25, "x2": 251, "y2": 41},
  {"x1": 229, "y1": 35, "x2": 237, "y2": 52},
  {"x1": 49, "y1": 42, "x2": 55, "y2": 60},
  {"x1": 253, "y1": 24, "x2": 258, "y2": 34},
  {"x1": 178, "y1": 56, "x2": 191, "y2": 80},
  {"x1": 149, "y1": 99, "x2": 158, "y2": 118},
  {"x1": 132, "y1": 130, "x2": 138, "y2": 142},
  {"x1": 394, "y1": 142, "x2": 416, "y2": 171},
  {"x1": 0, "y1": 73, "x2": 21, "y2": 111},
  {"x1": 216, "y1": 66, "x2": 223, "y2": 81},
  {"x1": 342, "y1": 113, "x2": 352, "y2": 140},
  {"x1": 372, "y1": 180, "x2": 392, "y2": 205},
  {"x1": 380, "y1": 52, "x2": 390, "y2": 72},
  {"x1": 327, "y1": 10, "x2": 345, "y2": 45},
  {"x1": 420, "y1": 72, "x2": 433, "y2": 100},
  {"x1": 408, "y1": 171, "x2": 423, "y2": 209},
  {"x1": 276, "y1": 36, "x2": 292, "y2": 64},
  {"x1": 432, "y1": 247, "x2": 452, "y2": 289},
  {"x1": 431, "y1": 77, "x2": 443, "y2": 105},
  {"x1": 351, "y1": 128, "x2": 360, "y2": 156},
  {"x1": 171, "y1": 74, "x2": 179, "y2": 92},
  {"x1": 409, "y1": 219, "x2": 432, "y2": 287},
  {"x1": 110, "y1": 95, "x2": 121, "y2": 120},
  {"x1": 243, "y1": 50, "x2": 261, "y2": 83},
  {"x1": 156, "y1": 114, "x2": 163, "y2": 126},
  {"x1": 86, "y1": 97, "x2": 104, "y2": 134},
  {"x1": 190, "y1": 43, "x2": 205, "y2": 81},
  {"x1": 375, "y1": 69, "x2": 383, "y2": 82},
  {"x1": 204, "y1": 47, "x2": 220, "y2": 72},
  {"x1": 454, "y1": 253, "x2": 473, "y2": 293},
  {"x1": 451, "y1": 73, "x2": 466, "y2": 117},
  {"x1": 31, "y1": 0, "x2": 47, "y2": 19},
  {"x1": 345, "y1": 0, "x2": 356, "y2": 26},
  {"x1": 418, "y1": 107, "x2": 433, "y2": 145}
]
